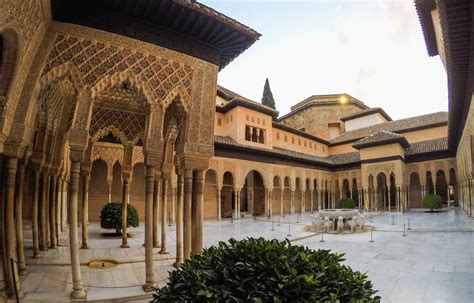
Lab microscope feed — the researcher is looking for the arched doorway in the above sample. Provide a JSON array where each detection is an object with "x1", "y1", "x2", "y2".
[
  {"x1": 426, "y1": 171, "x2": 434, "y2": 195},
  {"x1": 89, "y1": 159, "x2": 109, "y2": 220},
  {"x1": 272, "y1": 176, "x2": 281, "y2": 215},
  {"x1": 436, "y1": 170, "x2": 448, "y2": 203},
  {"x1": 342, "y1": 179, "x2": 350, "y2": 198},
  {"x1": 283, "y1": 177, "x2": 291, "y2": 214},
  {"x1": 111, "y1": 162, "x2": 122, "y2": 202},
  {"x1": 242, "y1": 171, "x2": 265, "y2": 216},
  {"x1": 352, "y1": 178, "x2": 358, "y2": 205},
  {"x1": 376, "y1": 173, "x2": 388, "y2": 211},
  {"x1": 221, "y1": 172, "x2": 234, "y2": 218},
  {"x1": 368, "y1": 175, "x2": 374, "y2": 210},
  {"x1": 335, "y1": 180, "x2": 341, "y2": 203},
  {"x1": 409, "y1": 173, "x2": 422, "y2": 208},
  {"x1": 313, "y1": 179, "x2": 318, "y2": 211},
  {"x1": 204, "y1": 170, "x2": 218, "y2": 219},
  {"x1": 324, "y1": 180, "x2": 329, "y2": 209},
  {"x1": 449, "y1": 168, "x2": 458, "y2": 205},
  {"x1": 295, "y1": 177, "x2": 302, "y2": 213},
  {"x1": 130, "y1": 162, "x2": 145, "y2": 215},
  {"x1": 389, "y1": 173, "x2": 396, "y2": 211},
  {"x1": 305, "y1": 178, "x2": 311, "y2": 211}
]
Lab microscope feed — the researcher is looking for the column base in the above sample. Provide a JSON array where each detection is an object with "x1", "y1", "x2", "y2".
[
  {"x1": 153, "y1": 243, "x2": 161, "y2": 248},
  {"x1": 50, "y1": 245, "x2": 57, "y2": 249},
  {"x1": 142, "y1": 283, "x2": 158, "y2": 292},
  {"x1": 8, "y1": 289, "x2": 25, "y2": 300},
  {"x1": 40, "y1": 247, "x2": 48, "y2": 251},
  {"x1": 120, "y1": 243, "x2": 130, "y2": 248},
  {"x1": 173, "y1": 260, "x2": 182, "y2": 268},
  {"x1": 19, "y1": 267, "x2": 28, "y2": 276},
  {"x1": 80, "y1": 244, "x2": 90, "y2": 249},
  {"x1": 159, "y1": 249, "x2": 169, "y2": 255},
  {"x1": 33, "y1": 252, "x2": 42, "y2": 259},
  {"x1": 71, "y1": 288, "x2": 87, "y2": 299}
]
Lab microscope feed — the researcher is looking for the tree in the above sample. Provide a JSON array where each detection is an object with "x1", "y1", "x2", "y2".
[{"x1": 261, "y1": 78, "x2": 276, "y2": 110}]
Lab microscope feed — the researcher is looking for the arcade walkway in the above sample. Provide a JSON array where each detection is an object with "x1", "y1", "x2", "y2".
[{"x1": 17, "y1": 209, "x2": 474, "y2": 302}]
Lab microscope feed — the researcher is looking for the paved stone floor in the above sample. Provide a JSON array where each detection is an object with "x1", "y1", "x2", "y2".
[{"x1": 13, "y1": 208, "x2": 474, "y2": 302}]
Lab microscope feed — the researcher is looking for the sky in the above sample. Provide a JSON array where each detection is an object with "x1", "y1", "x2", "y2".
[{"x1": 201, "y1": 0, "x2": 448, "y2": 120}]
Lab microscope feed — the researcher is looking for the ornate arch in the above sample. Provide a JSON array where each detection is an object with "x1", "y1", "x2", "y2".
[
  {"x1": 0, "y1": 27, "x2": 19, "y2": 98},
  {"x1": 161, "y1": 84, "x2": 190, "y2": 112},
  {"x1": 91, "y1": 69, "x2": 155, "y2": 105},
  {"x1": 90, "y1": 125, "x2": 128, "y2": 145},
  {"x1": 36, "y1": 62, "x2": 84, "y2": 96}
]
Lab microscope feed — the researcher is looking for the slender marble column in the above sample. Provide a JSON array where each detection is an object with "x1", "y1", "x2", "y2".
[
  {"x1": 55, "y1": 178, "x2": 62, "y2": 242},
  {"x1": 121, "y1": 177, "x2": 130, "y2": 248},
  {"x1": 5, "y1": 157, "x2": 22, "y2": 298},
  {"x1": 49, "y1": 174, "x2": 58, "y2": 248},
  {"x1": 0, "y1": 156, "x2": 4, "y2": 292},
  {"x1": 234, "y1": 189, "x2": 239, "y2": 219},
  {"x1": 192, "y1": 170, "x2": 204, "y2": 254},
  {"x1": 183, "y1": 169, "x2": 192, "y2": 259},
  {"x1": 152, "y1": 179, "x2": 160, "y2": 248},
  {"x1": 290, "y1": 190, "x2": 295, "y2": 214},
  {"x1": 217, "y1": 189, "x2": 222, "y2": 221},
  {"x1": 172, "y1": 187, "x2": 176, "y2": 224},
  {"x1": 32, "y1": 170, "x2": 41, "y2": 258},
  {"x1": 143, "y1": 165, "x2": 156, "y2": 291},
  {"x1": 69, "y1": 160, "x2": 86, "y2": 299},
  {"x1": 160, "y1": 177, "x2": 169, "y2": 254},
  {"x1": 175, "y1": 174, "x2": 184, "y2": 266},
  {"x1": 280, "y1": 189, "x2": 283, "y2": 216},
  {"x1": 310, "y1": 190, "x2": 314, "y2": 213},
  {"x1": 301, "y1": 190, "x2": 305, "y2": 214},
  {"x1": 268, "y1": 191, "x2": 273, "y2": 217},
  {"x1": 45, "y1": 174, "x2": 50, "y2": 248},
  {"x1": 40, "y1": 172, "x2": 48, "y2": 251},
  {"x1": 62, "y1": 179, "x2": 68, "y2": 231},
  {"x1": 80, "y1": 175, "x2": 89, "y2": 249},
  {"x1": 15, "y1": 160, "x2": 27, "y2": 274},
  {"x1": 236, "y1": 190, "x2": 241, "y2": 218}
]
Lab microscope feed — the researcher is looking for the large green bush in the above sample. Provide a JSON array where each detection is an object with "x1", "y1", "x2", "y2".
[
  {"x1": 100, "y1": 202, "x2": 139, "y2": 234},
  {"x1": 338, "y1": 197, "x2": 355, "y2": 209},
  {"x1": 422, "y1": 194, "x2": 443, "y2": 211},
  {"x1": 153, "y1": 237, "x2": 379, "y2": 302}
]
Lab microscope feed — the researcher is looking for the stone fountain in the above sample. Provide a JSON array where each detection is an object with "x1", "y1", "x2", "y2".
[{"x1": 310, "y1": 209, "x2": 367, "y2": 233}]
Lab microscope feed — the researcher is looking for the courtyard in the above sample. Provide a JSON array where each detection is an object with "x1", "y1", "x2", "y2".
[{"x1": 19, "y1": 208, "x2": 474, "y2": 302}]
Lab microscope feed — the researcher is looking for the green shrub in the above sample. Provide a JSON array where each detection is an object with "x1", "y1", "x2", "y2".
[
  {"x1": 153, "y1": 237, "x2": 380, "y2": 302},
  {"x1": 100, "y1": 202, "x2": 139, "y2": 234},
  {"x1": 422, "y1": 194, "x2": 443, "y2": 211},
  {"x1": 338, "y1": 197, "x2": 355, "y2": 209}
]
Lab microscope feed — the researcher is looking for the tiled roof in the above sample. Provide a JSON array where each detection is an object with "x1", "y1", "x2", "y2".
[
  {"x1": 352, "y1": 131, "x2": 410, "y2": 149},
  {"x1": 331, "y1": 111, "x2": 448, "y2": 144},
  {"x1": 214, "y1": 136, "x2": 358, "y2": 166},
  {"x1": 340, "y1": 107, "x2": 392, "y2": 122},
  {"x1": 405, "y1": 137, "x2": 448, "y2": 155},
  {"x1": 216, "y1": 85, "x2": 278, "y2": 115},
  {"x1": 217, "y1": 85, "x2": 244, "y2": 100}
]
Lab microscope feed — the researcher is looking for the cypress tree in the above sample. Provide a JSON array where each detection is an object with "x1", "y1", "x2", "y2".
[{"x1": 261, "y1": 78, "x2": 276, "y2": 110}]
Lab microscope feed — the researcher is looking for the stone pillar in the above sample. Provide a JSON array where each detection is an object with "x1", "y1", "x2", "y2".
[
  {"x1": 172, "y1": 186, "x2": 176, "y2": 224},
  {"x1": 0, "y1": 156, "x2": 6, "y2": 292},
  {"x1": 268, "y1": 190, "x2": 273, "y2": 217},
  {"x1": 144, "y1": 165, "x2": 156, "y2": 291},
  {"x1": 280, "y1": 189, "x2": 284, "y2": 216},
  {"x1": 236, "y1": 189, "x2": 241, "y2": 218},
  {"x1": 15, "y1": 160, "x2": 26, "y2": 274},
  {"x1": 310, "y1": 189, "x2": 314, "y2": 213},
  {"x1": 62, "y1": 179, "x2": 68, "y2": 231},
  {"x1": 39, "y1": 172, "x2": 48, "y2": 251},
  {"x1": 45, "y1": 174, "x2": 50, "y2": 248},
  {"x1": 32, "y1": 170, "x2": 41, "y2": 258},
  {"x1": 192, "y1": 170, "x2": 204, "y2": 254},
  {"x1": 160, "y1": 177, "x2": 169, "y2": 255},
  {"x1": 175, "y1": 173, "x2": 184, "y2": 266},
  {"x1": 152, "y1": 179, "x2": 160, "y2": 248},
  {"x1": 120, "y1": 177, "x2": 130, "y2": 248},
  {"x1": 387, "y1": 186, "x2": 391, "y2": 213},
  {"x1": 80, "y1": 174, "x2": 89, "y2": 249},
  {"x1": 55, "y1": 178, "x2": 62, "y2": 243},
  {"x1": 290, "y1": 190, "x2": 295, "y2": 214},
  {"x1": 5, "y1": 157, "x2": 22, "y2": 298},
  {"x1": 301, "y1": 190, "x2": 305, "y2": 214},
  {"x1": 68, "y1": 160, "x2": 86, "y2": 299},
  {"x1": 49, "y1": 174, "x2": 58, "y2": 249},
  {"x1": 183, "y1": 169, "x2": 193, "y2": 259},
  {"x1": 217, "y1": 189, "x2": 222, "y2": 221}
]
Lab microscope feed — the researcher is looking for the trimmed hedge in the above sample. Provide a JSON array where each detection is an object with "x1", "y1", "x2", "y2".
[
  {"x1": 422, "y1": 194, "x2": 443, "y2": 211},
  {"x1": 338, "y1": 197, "x2": 355, "y2": 209},
  {"x1": 100, "y1": 202, "x2": 139, "y2": 234},
  {"x1": 154, "y1": 237, "x2": 380, "y2": 302}
]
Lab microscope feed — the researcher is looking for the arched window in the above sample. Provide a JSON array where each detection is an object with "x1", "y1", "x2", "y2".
[
  {"x1": 245, "y1": 125, "x2": 251, "y2": 141},
  {"x1": 217, "y1": 117, "x2": 222, "y2": 126},
  {"x1": 259, "y1": 129, "x2": 265, "y2": 144},
  {"x1": 251, "y1": 127, "x2": 258, "y2": 142}
]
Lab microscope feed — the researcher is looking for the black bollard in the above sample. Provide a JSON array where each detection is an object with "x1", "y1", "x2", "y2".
[
  {"x1": 287, "y1": 224, "x2": 291, "y2": 237},
  {"x1": 271, "y1": 220, "x2": 275, "y2": 231},
  {"x1": 402, "y1": 224, "x2": 407, "y2": 236},
  {"x1": 369, "y1": 229, "x2": 374, "y2": 243}
]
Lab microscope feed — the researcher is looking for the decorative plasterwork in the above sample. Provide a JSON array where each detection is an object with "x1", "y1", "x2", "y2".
[{"x1": 91, "y1": 143, "x2": 124, "y2": 167}]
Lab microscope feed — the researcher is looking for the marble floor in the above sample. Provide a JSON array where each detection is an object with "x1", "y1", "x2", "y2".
[{"x1": 14, "y1": 208, "x2": 474, "y2": 302}]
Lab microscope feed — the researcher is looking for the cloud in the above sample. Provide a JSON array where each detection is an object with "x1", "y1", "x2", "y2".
[{"x1": 380, "y1": 0, "x2": 418, "y2": 43}]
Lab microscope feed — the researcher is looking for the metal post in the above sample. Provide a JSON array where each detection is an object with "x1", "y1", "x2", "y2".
[
  {"x1": 320, "y1": 232, "x2": 325, "y2": 242},
  {"x1": 391, "y1": 214, "x2": 395, "y2": 225},
  {"x1": 369, "y1": 229, "x2": 374, "y2": 243},
  {"x1": 407, "y1": 218, "x2": 411, "y2": 230},
  {"x1": 168, "y1": 212, "x2": 171, "y2": 227},
  {"x1": 277, "y1": 217, "x2": 281, "y2": 226},
  {"x1": 271, "y1": 220, "x2": 275, "y2": 231},
  {"x1": 403, "y1": 224, "x2": 406, "y2": 236},
  {"x1": 287, "y1": 224, "x2": 291, "y2": 237}
]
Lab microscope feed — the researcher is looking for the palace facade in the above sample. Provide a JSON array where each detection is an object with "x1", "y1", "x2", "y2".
[{"x1": 0, "y1": 0, "x2": 472, "y2": 300}]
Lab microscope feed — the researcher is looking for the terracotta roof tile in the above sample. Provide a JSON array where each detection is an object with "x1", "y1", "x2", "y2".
[
  {"x1": 405, "y1": 137, "x2": 448, "y2": 155},
  {"x1": 340, "y1": 107, "x2": 392, "y2": 122},
  {"x1": 331, "y1": 111, "x2": 448, "y2": 144},
  {"x1": 352, "y1": 131, "x2": 410, "y2": 149}
]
